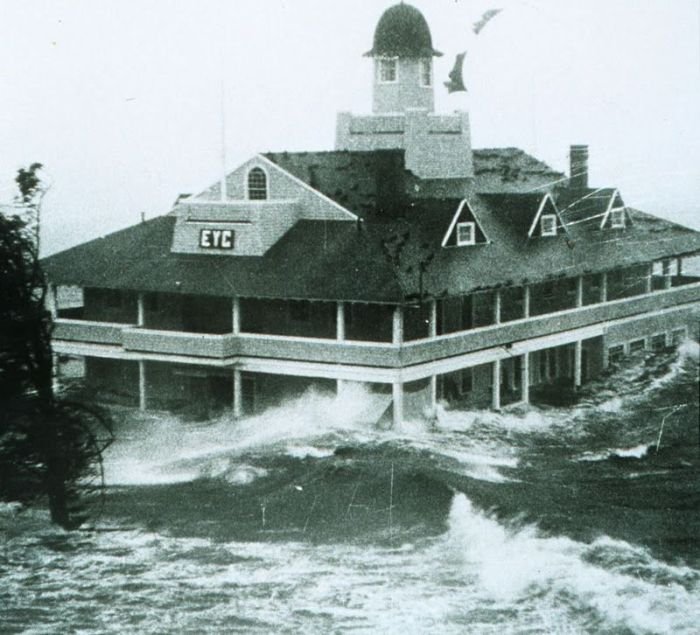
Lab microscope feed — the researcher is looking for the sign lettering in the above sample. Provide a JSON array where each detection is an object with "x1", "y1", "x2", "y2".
[{"x1": 199, "y1": 229, "x2": 234, "y2": 250}]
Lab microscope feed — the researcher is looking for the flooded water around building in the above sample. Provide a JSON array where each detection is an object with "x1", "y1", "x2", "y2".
[{"x1": 2, "y1": 343, "x2": 699, "y2": 634}]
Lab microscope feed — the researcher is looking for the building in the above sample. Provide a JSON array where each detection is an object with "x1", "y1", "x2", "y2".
[{"x1": 43, "y1": 3, "x2": 700, "y2": 424}]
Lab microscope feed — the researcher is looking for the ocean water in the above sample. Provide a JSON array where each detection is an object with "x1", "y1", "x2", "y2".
[{"x1": 1, "y1": 342, "x2": 699, "y2": 634}]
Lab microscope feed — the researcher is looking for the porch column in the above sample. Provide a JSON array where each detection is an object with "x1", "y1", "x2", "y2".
[
  {"x1": 645, "y1": 264, "x2": 652, "y2": 294},
  {"x1": 428, "y1": 300, "x2": 437, "y2": 339},
  {"x1": 521, "y1": 353, "x2": 530, "y2": 404},
  {"x1": 491, "y1": 359, "x2": 501, "y2": 411},
  {"x1": 663, "y1": 259, "x2": 672, "y2": 289},
  {"x1": 677, "y1": 257, "x2": 683, "y2": 278},
  {"x1": 336, "y1": 302, "x2": 345, "y2": 341},
  {"x1": 392, "y1": 382, "x2": 404, "y2": 427},
  {"x1": 392, "y1": 306, "x2": 404, "y2": 345},
  {"x1": 137, "y1": 292, "x2": 145, "y2": 326},
  {"x1": 232, "y1": 297, "x2": 241, "y2": 335},
  {"x1": 138, "y1": 360, "x2": 147, "y2": 411},
  {"x1": 429, "y1": 375, "x2": 438, "y2": 415},
  {"x1": 233, "y1": 368, "x2": 242, "y2": 418},
  {"x1": 45, "y1": 283, "x2": 58, "y2": 319},
  {"x1": 575, "y1": 276, "x2": 583, "y2": 308},
  {"x1": 493, "y1": 290, "x2": 501, "y2": 324},
  {"x1": 600, "y1": 272, "x2": 608, "y2": 303},
  {"x1": 574, "y1": 340, "x2": 583, "y2": 388},
  {"x1": 523, "y1": 285, "x2": 530, "y2": 318}
]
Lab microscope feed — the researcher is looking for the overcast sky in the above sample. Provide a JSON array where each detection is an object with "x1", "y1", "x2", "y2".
[{"x1": 1, "y1": 0, "x2": 699, "y2": 255}]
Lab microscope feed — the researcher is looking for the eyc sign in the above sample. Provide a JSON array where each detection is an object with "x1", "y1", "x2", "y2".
[{"x1": 199, "y1": 228, "x2": 234, "y2": 250}]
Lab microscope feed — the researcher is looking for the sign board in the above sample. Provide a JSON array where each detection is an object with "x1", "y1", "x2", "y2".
[{"x1": 199, "y1": 229, "x2": 234, "y2": 250}]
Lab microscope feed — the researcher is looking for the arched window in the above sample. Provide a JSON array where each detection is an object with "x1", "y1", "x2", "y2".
[{"x1": 247, "y1": 167, "x2": 268, "y2": 200}]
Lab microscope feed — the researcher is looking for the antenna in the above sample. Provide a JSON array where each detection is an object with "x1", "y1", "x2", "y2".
[{"x1": 220, "y1": 76, "x2": 228, "y2": 202}]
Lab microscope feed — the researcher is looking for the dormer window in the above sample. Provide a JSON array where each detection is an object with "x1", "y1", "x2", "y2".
[
  {"x1": 378, "y1": 58, "x2": 398, "y2": 83},
  {"x1": 540, "y1": 214, "x2": 557, "y2": 236},
  {"x1": 610, "y1": 208, "x2": 625, "y2": 228},
  {"x1": 247, "y1": 167, "x2": 268, "y2": 200},
  {"x1": 456, "y1": 222, "x2": 475, "y2": 246},
  {"x1": 420, "y1": 59, "x2": 432, "y2": 87}
]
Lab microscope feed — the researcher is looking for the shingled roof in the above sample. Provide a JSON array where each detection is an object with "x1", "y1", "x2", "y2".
[
  {"x1": 263, "y1": 147, "x2": 566, "y2": 219},
  {"x1": 42, "y1": 186, "x2": 700, "y2": 303}
]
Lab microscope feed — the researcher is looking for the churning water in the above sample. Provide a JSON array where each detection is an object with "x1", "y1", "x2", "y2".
[{"x1": 2, "y1": 343, "x2": 699, "y2": 634}]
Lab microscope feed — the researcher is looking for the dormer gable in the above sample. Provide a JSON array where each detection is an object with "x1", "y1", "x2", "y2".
[
  {"x1": 170, "y1": 155, "x2": 356, "y2": 257},
  {"x1": 600, "y1": 189, "x2": 632, "y2": 230},
  {"x1": 442, "y1": 199, "x2": 489, "y2": 247},
  {"x1": 527, "y1": 193, "x2": 567, "y2": 238}
]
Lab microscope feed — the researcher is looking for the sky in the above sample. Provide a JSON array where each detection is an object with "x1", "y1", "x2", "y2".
[{"x1": 1, "y1": 0, "x2": 699, "y2": 255}]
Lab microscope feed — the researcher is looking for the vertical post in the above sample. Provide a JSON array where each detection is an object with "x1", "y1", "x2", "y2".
[
  {"x1": 46, "y1": 283, "x2": 58, "y2": 320},
  {"x1": 392, "y1": 305, "x2": 404, "y2": 345},
  {"x1": 138, "y1": 360, "x2": 147, "y2": 411},
  {"x1": 491, "y1": 359, "x2": 501, "y2": 411},
  {"x1": 428, "y1": 299, "x2": 437, "y2": 339},
  {"x1": 663, "y1": 259, "x2": 672, "y2": 290},
  {"x1": 600, "y1": 272, "x2": 608, "y2": 303},
  {"x1": 645, "y1": 264, "x2": 652, "y2": 294},
  {"x1": 336, "y1": 302, "x2": 345, "y2": 341},
  {"x1": 429, "y1": 375, "x2": 437, "y2": 415},
  {"x1": 523, "y1": 285, "x2": 530, "y2": 319},
  {"x1": 392, "y1": 381, "x2": 404, "y2": 427},
  {"x1": 232, "y1": 297, "x2": 241, "y2": 335},
  {"x1": 574, "y1": 340, "x2": 583, "y2": 388},
  {"x1": 521, "y1": 353, "x2": 530, "y2": 404},
  {"x1": 576, "y1": 276, "x2": 583, "y2": 308},
  {"x1": 233, "y1": 368, "x2": 242, "y2": 418},
  {"x1": 137, "y1": 292, "x2": 145, "y2": 327},
  {"x1": 677, "y1": 257, "x2": 682, "y2": 278},
  {"x1": 493, "y1": 289, "x2": 501, "y2": 325}
]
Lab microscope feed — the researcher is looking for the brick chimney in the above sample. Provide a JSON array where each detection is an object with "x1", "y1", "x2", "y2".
[{"x1": 569, "y1": 145, "x2": 589, "y2": 189}]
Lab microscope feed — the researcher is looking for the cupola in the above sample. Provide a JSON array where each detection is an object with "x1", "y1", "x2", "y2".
[{"x1": 365, "y1": 3, "x2": 441, "y2": 114}]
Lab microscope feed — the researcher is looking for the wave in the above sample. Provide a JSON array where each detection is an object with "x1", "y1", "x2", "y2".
[{"x1": 443, "y1": 493, "x2": 700, "y2": 633}]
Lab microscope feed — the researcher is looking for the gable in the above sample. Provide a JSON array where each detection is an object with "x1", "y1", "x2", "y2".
[
  {"x1": 528, "y1": 193, "x2": 568, "y2": 238},
  {"x1": 600, "y1": 189, "x2": 632, "y2": 229},
  {"x1": 171, "y1": 155, "x2": 357, "y2": 257},
  {"x1": 441, "y1": 199, "x2": 489, "y2": 247}
]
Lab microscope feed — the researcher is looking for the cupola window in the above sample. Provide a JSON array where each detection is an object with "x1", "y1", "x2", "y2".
[
  {"x1": 540, "y1": 214, "x2": 557, "y2": 236},
  {"x1": 378, "y1": 58, "x2": 398, "y2": 83},
  {"x1": 456, "y1": 221, "x2": 475, "y2": 246},
  {"x1": 420, "y1": 59, "x2": 432, "y2": 87},
  {"x1": 247, "y1": 167, "x2": 268, "y2": 200},
  {"x1": 610, "y1": 208, "x2": 625, "y2": 228}
]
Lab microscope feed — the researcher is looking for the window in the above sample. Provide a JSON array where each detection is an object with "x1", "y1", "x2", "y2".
[
  {"x1": 247, "y1": 167, "x2": 267, "y2": 200},
  {"x1": 540, "y1": 214, "x2": 557, "y2": 236},
  {"x1": 420, "y1": 59, "x2": 432, "y2": 87},
  {"x1": 629, "y1": 338, "x2": 646, "y2": 353},
  {"x1": 378, "y1": 58, "x2": 398, "y2": 83},
  {"x1": 608, "y1": 345, "x2": 625, "y2": 364},
  {"x1": 650, "y1": 333, "x2": 666, "y2": 351},
  {"x1": 670, "y1": 328, "x2": 686, "y2": 345},
  {"x1": 610, "y1": 208, "x2": 625, "y2": 228},
  {"x1": 456, "y1": 222, "x2": 475, "y2": 246}
]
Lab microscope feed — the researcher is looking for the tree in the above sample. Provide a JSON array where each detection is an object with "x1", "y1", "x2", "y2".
[{"x1": 0, "y1": 165, "x2": 113, "y2": 529}]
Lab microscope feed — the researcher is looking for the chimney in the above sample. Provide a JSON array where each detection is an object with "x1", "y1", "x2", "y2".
[{"x1": 569, "y1": 145, "x2": 589, "y2": 189}]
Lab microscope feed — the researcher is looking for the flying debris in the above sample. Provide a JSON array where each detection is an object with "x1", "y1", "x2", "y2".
[
  {"x1": 444, "y1": 52, "x2": 467, "y2": 93},
  {"x1": 473, "y1": 8, "x2": 503, "y2": 34}
]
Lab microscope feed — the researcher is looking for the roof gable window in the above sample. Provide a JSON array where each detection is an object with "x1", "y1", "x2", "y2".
[
  {"x1": 610, "y1": 207, "x2": 626, "y2": 229},
  {"x1": 442, "y1": 199, "x2": 489, "y2": 248},
  {"x1": 378, "y1": 58, "x2": 398, "y2": 83},
  {"x1": 456, "y1": 222, "x2": 475, "y2": 246},
  {"x1": 247, "y1": 167, "x2": 268, "y2": 200},
  {"x1": 540, "y1": 214, "x2": 557, "y2": 236}
]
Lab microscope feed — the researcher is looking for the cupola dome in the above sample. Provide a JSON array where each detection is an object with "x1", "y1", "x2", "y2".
[{"x1": 365, "y1": 3, "x2": 442, "y2": 57}]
